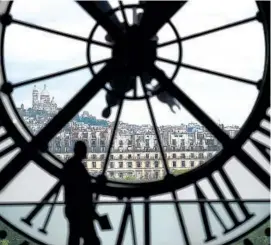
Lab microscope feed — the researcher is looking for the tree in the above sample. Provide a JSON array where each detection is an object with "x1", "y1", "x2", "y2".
[
  {"x1": 124, "y1": 175, "x2": 137, "y2": 181},
  {"x1": 0, "y1": 239, "x2": 9, "y2": 245},
  {"x1": 172, "y1": 169, "x2": 189, "y2": 176}
]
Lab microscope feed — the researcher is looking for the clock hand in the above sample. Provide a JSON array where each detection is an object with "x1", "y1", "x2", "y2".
[
  {"x1": 0, "y1": 62, "x2": 115, "y2": 192},
  {"x1": 138, "y1": 1, "x2": 188, "y2": 40},
  {"x1": 76, "y1": 1, "x2": 124, "y2": 42}
]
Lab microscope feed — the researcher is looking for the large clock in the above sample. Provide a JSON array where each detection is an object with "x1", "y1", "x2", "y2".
[{"x1": 0, "y1": 1, "x2": 270, "y2": 245}]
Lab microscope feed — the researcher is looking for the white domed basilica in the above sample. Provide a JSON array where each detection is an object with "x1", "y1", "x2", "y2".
[{"x1": 32, "y1": 85, "x2": 58, "y2": 113}]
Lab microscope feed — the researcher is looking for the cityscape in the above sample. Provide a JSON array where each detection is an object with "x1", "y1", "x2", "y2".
[{"x1": 17, "y1": 85, "x2": 240, "y2": 181}]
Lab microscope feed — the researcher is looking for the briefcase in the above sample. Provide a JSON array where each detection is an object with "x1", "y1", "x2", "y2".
[{"x1": 98, "y1": 214, "x2": 112, "y2": 230}]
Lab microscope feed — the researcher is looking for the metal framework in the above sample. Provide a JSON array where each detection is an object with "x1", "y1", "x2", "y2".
[{"x1": 0, "y1": 1, "x2": 269, "y2": 245}]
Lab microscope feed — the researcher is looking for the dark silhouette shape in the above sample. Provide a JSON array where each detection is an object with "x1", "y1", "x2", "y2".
[
  {"x1": 243, "y1": 238, "x2": 253, "y2": 245},
  {"x1": 0, "y1": 230, "x2": 7, "y2": 239},
  {"x1": 265, "y1": 227, "x2": 270, "y2": 237},
  {"x1": 63, "y1": 141, "x2": 101, "y2": 245}
]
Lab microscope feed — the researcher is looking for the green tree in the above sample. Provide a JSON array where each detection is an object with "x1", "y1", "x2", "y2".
[
  {"x1": 0, "y1": 239, "x2": 10, "y2": 245},
  {"x1": 172, "y1": 169, "x2": 190, "y2": 175},
  {"x1": 124, "y1": 175, "x2": 137, "y2": 181}
]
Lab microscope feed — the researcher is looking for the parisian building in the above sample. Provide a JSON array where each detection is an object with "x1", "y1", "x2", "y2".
[{"x1": 17, "y1": 86, "x2": 240, "y2": 180}]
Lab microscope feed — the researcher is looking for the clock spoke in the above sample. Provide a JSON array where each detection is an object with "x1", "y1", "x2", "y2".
[
  {"x1": 3, "y1": 16, "x2": 113, "y2": 48},
  {"x1": 156, "y1": 57, "x2": 258, "y2": 87},
  {"x1": 21, "y1": 182, "x2": 61, "y2": 229},
  {"x1": 151, "y1": 66, "x2": 231, "y2": 146},
  {"x1": 2, "y1": 16, "x2": 86, "y2": 43},
  {"x1": 101, "y1": 99, "x2": 124, "y2": 176},
  {"x1": 8, "y1": 64, "x2": 89, "y2": 90},
  {"x1": 194, "y1": 168, "x2": 254, "y2": 243},
  {"x1": 10, "y1": 58, "x2": 111, "y2": 89},
  {"x1": 158, "y1": 15, "x2": 258, "y2": 47},
  {"x1": 140, "y1": 76, "x2": 170, "y2": 175}
]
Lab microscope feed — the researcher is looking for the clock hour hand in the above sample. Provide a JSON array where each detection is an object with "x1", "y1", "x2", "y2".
[
  {"x1": 76, "y1": 1, "x2": 124, "y2": 42},
  {"x1": 0, "y1": 63, "x2": 115, "y2": 193},
  {"x1": 138, "y1": 1, "x2": 188, "y2": 39}
]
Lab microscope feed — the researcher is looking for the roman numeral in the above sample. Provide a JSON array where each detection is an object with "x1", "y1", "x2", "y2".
[
  {"x1": 0, "y1": 132, "x2": 17, "y2": 159},
  {"x1": 195, "y1": 168, "x2": 254, "y2": 242},
  {"x1": 237, "y1": 108, "x2": 270, "y2": 189},
  {"x1": 115, "y1": 202, "x2": 137, "y2": 245},
  {"x1": 21, "y1": 182, "x2": 61, "y2": 234}
]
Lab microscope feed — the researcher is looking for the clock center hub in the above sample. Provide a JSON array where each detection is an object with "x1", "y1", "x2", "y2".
[{"x1": 112, "y1": 25, "x2": 157, "y2": 76}]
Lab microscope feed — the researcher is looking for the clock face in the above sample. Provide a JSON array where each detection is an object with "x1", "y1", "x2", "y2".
[{"x1": 0, "y1": 1, "x2": 270, "y2": 245}]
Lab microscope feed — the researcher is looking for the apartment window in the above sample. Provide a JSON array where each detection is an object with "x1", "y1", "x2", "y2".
[
  {"x1": 137, "y1": 162, "x2": 141, "y2": 168},
  {"x1": 110, "y1": 154, "x2": 114, "y2": 160},
  {"x1": 190, "y1": 153, "x2": 195, "y2": 158},
  {"x1": 91, "y1": 154, "x2": 96, "y2": 159},
  {"x1": 128, "y1": 162, "x2": 132, "y2": 168},
  {"x1": 199, "y1": 153, "x2": 204, "y2": 159},
  {"x1": 137, "y1": 154, "x2": 140, "y2": 159},
  {"x1": 208, "y1": 153, "x2": 212, "y2": 158},
  {"x1": 155, "y1": 154, "x2": 158, "y2": 159},
  {"x1": 181, "y1": 161, "x2": 186, "y2": 167},
  {"x1": 110, "y1": 162, "x2": 114, "y2": 168},
  {"x1": 119, "y1": 140, "x2": 123, "y2": 147},
  {"x1": 146, "y1": 153, "x2": 149, "y2": 159},
  {"x1": 110, "y1": 172, "x2": 114, "y2": 177},
  {"x1": 119, "y1": 172, "x2": 123, "y2": 178},
  {"x1": 119, "y1": 162, "x2": 123, "y2": 168},
  {"x1": 200, "y1": 161, "x2": 204, "y2": 165},
  {"x1": 100, "y1": 154, "x2": 105, "y2": 160},
  {"x1": 172, "y1": 139, "x2": 176, "y2": 146},
  {"x1": 145, "y1": 161, "x2": 150, "y2": 168},
  {"x1": 172, "y1": 153, "x2": 176, "y2": 159},
  {"x1": 155, "y1": 171, "x2": 159, "y2": 179},
  {"x1": 181, "y1": 153, "x2": 186, "y2": 159},
  {"x1": 172, "y1": 161, "x2": 176, "y2": 167},
  {"x1": 154, "y1": 161, "x2": 159, "y2": 168},
  {"x1": 128, "y1": 140, "x2": 132, "y2": 146},
  {"x1": 190, "y1": 161, "x2": 194, "y2": 167},
  {"x1": 92, "y1": 162, "x2": 96, "y2": 168},
  {"x1": 119, "y1": 154, "x2": 123, "y2": 160},
  {"x1": 128, "y1": 154, "x2": 132, "y2": 159}
]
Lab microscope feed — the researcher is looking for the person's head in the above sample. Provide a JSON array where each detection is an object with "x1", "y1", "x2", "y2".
[{"x1": 73, "y1": 141, "x2": 87, "y2": 160}]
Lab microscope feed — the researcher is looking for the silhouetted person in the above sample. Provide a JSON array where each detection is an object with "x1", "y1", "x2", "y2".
[{"x1": 63, "y1": 141, "x2": 101, "y2": 245}]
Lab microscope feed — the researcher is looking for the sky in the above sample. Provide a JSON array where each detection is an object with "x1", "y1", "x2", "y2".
[{"x1": 3, "y1": 0, "x2": 265, "y2": 127}]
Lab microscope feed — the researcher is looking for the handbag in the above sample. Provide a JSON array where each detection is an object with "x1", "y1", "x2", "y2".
[{"x1": 96, "y1": 214, "x2": 112, "y2": 230}]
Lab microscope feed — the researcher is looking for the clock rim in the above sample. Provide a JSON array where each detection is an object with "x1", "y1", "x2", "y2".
[
  {"x1": 0, "y1": 210, "x2": 269, "y2": 245},
  {"x1": 0, "y1": 1, "x2": 269, "y2": 198}
]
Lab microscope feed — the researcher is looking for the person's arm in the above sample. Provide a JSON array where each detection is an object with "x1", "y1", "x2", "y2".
[{"x1": 93, "y1": 208, "x2": 100, "y2": 220}]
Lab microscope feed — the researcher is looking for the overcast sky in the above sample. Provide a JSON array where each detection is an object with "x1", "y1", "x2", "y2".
[{"x1": 4, "y1": 0, "x2": 265, "y2": 127}]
